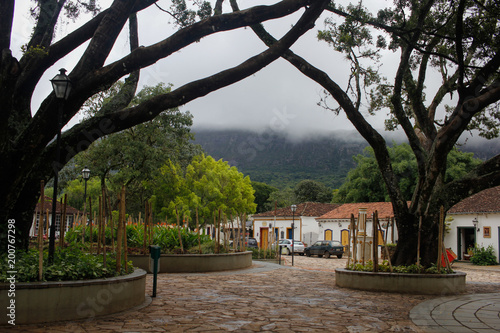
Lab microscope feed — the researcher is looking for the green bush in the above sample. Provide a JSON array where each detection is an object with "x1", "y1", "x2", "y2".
[
  {"x1": 471, "y1": 245, "x2": 498, "y2": 266},
  {"x1": 64, "y1": 224, "x2": 213, "y2": 253},
  {"x1": 0, "y1": 244, "x2": 133, "y2": 282},
  {"x1": 347, "y1": 261, "x2": 455, "y2": 274},
  {"x1": 250, "y1": 248, "x2": 276, "y2": 259}
]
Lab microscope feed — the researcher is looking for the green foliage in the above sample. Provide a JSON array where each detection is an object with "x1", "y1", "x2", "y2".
[
  {"x1": 154, "y1": 154, "x2": 256, "y2": 225},
  {"x1": 333, "y1": 143, "x2": 483, "y2": 203},
  {"x1": 0, "y1": 244, "x2": 132, "y2": 282},
  {"x1": 347, "y1": 261, "x2": 455, "y2": 274},
  {"x1": 249, "y1": 248, "x2": 276, "y2": 259},
  {"x1": 470, "y1": 245, "x2": 498, "y2": 266},
  {"x1": 264, "y1": 187, "x2": 296, "y2": 211},
  {"x1": 294, "y1": 179, "x2": 333, "y2": 203},
  {"x1": 64, "y1": 224, "x2": 213, "y2": 254},
  {"x1": 252, "y1": 181, "x2": 278, "y2": 213},
  {"x1": 65, "y1": 82, "x2": 202, "y2": 216}
]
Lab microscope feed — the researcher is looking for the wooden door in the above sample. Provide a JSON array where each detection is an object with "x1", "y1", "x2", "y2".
[
  {"x1": 260, "y1": 228, "x2": 269, "y2": 249},
  {"x1": 325, "y1": 229, "x2": 333, "y2": 240},
  {"x1": 341, "y1": 229, "x2": 349, "y2": 246}
]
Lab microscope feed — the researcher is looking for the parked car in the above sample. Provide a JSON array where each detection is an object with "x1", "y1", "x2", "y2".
[
  {"x1": 277, "y1": 239, "x2": 305, "y2": 255},
  {"x1": 304, "y1": 240, "x2": 344, "y2": 258},
  {"x1": 229, "y1": 237, "x2": 258, "y2": 248}
]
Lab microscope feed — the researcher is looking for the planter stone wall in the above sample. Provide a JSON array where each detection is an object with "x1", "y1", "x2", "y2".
[
  {"x1": 1, "y1": 268, "x2": 146, "y2": 325},
  {"x1": 129, "y1": 251, "x2": 252, "y2": 273},
  {"x1": 335, "y1": 268, "x2": 466, "y2": 295}
]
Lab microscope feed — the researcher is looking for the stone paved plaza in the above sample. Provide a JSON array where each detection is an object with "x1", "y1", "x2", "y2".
[{"x1": 6, "y1": 257, "x2": 500, "y2": 332}]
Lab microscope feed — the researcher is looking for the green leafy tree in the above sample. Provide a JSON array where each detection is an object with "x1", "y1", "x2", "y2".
[
  {"x1": 154, "y1": 155, "x2": 257, "y2": 226},
  {"x1": 69, "y1": 82, "x2": 202, "y2": 215},
  {"x1": 264, "y1": 187, "x2": 296, "y2": 211},
  {"x1": 0, "y1": 0, "x2": 329, "y2": 249},
  {"x1": 241, "y1": 0, "x2": 500, "y2": 266},
  {"x1": 252, "y1": 181, "x2": 278, "y2": 213},
  {"x1": 334, "y1": 143, "x2": 482, "y2": 203},
  {"x1": 294, "y1": 179, "x2": 332, "y2": 203}
]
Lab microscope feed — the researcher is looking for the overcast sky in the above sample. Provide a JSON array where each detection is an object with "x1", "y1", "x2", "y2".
[{"x1": 12, "y1": 0, "x2": 471, "y2": 143}]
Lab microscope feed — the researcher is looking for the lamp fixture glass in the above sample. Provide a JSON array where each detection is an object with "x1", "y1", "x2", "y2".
[
  {"x1": 291, "y1": 204, "x2": 297, "y2": 212},
  {"x1": 51, "y1": 68, "x2": 72, "y2": 100},
  {"x1": 82, "y1": 167, "x2": 91, "y2": 180}
]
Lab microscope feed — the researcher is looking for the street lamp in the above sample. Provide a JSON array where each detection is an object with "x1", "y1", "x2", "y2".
[
  {"x1": 82, "y1": 166, "x2": 90, "y2": 207},
  {"x1": 48, "y1": 68, "x2": 72, "y2": 263},
  {"x1": 291, "y1": 204, "x2": 297, "y2": 266}
]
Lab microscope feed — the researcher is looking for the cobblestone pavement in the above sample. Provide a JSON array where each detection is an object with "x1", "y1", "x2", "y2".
[{"x1": 7, "y1": 256, "x2": 500, "y2": 333}]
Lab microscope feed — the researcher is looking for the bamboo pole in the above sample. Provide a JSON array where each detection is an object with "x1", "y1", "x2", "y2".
[
  {"x1": 149, "y1": 202, "x2": 153, "y2": 247},
  {"x1": 372, "y1": 211, "x2": 379, "y2": 272},
  {"x1": 353, "y1": 213, "x2": 359, "y2": 264},
  {"x1": 217, "y1": 209, "x2": 222, "y2": 254},
  {"x1": 89, "y1": 197, "x2": 93, "y2": 253},
  {"x1": 45, "y1": 209, "x2": 50, "y2": 236},
  {"x1": 376, "y1": 218, "x2": 393, "y2": 272},
  {"x1": 116, "y1": 186, "x2": 125, "y2": 272},
  {"x1": 175, "y1": 206, "x2": 184, "y2": 253},
  {"x1": 107, "y1": 194, "x2": 115, "y2": 252},
  {"x1": 196, "y1": 207, "x2": 201, "y2": 254},
  {"x1": 417, "y1": 216, "x2": 422, "y2": 266},
  {"x1": 59, "y1": 194, "x2": 68, "y2": 248},
  {"x1": 97, "y1": 196, "x2": 102, "y2": 254},
  {"x1": 143, "y1": 202, "x2": 148, "y2": 255},
  {"x1": 101, "y1": 188, "x2": 107, "y2": 268},
  {"x1": 38, "y1": 181, "x2": 45, "y2": 281},
  {"x1": 437, "y1": 206, "x2": 444, "y2": 273}
]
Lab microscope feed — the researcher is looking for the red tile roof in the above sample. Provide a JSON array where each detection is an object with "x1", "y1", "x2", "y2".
[
  {"x1": 34, "y1": 196, "x2": 81, "y2": 215},
  {"x1": 253, "y1": 202, "x2": 342, "y2": 218},
  {"x1": 448, "y1": 186, "x2": 500, "y2": 214},
  {"x1": 317, "y1": 202, "x2": 395, "y2": 220}
]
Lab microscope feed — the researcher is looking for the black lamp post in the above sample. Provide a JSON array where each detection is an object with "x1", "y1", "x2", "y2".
[
  {"x1": 291, "y1": 204, "x2": 297, "y2": 266},
  {"x1": 48, "y1": 68, "x2": 72, "y2": 263}
]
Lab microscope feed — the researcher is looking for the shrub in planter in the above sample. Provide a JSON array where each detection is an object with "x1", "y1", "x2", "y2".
[
  {"x1": 250, "y1": 248, "x2": 276, "y2": 259},
  {"x1": 470, "y1": 245, "x2": 498, "y2": 266},
  {"x1": 0, "y1": 244, "x2": 133, "y2": 282}
]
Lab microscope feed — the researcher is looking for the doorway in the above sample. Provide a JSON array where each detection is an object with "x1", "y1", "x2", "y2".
[
  {"x1": 324, "y1": 229, "x2": 333, "y2": 240},
  {"x1": 260, "y1": 228, "x2": 269, "y2": 249},
  {"x1": 457, "y1": 227, "x2": 476, "y2": 260}
]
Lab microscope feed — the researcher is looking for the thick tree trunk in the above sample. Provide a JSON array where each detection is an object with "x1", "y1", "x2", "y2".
[{"x1": 392, "y1": 212, "x2": 440, "y2": 267}]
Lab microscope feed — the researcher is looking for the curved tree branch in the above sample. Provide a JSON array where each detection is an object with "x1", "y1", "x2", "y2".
[
  {"x1": 33, "y1": 0, "x2": 331, "y2": 188},
  {"x1": 15, "y1": 0, "x2": 321, "y2": 162}
]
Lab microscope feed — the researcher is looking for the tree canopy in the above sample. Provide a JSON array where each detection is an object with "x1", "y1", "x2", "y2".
[
  {"x1": 153, "y1": 155, "x2": 256, "y2": 226},
  {"x1": 333, "y1": 143, "x2": 482, "y2": 203},
  {"x1": 294, "y1": 179, "x2": 333, "y2": 203},
  {"x1": 69, "y1": 82, "x2": 201, "y2": 214},
  {"x1": 0, "y1": 0, "x2": 330, "y2": 249}
]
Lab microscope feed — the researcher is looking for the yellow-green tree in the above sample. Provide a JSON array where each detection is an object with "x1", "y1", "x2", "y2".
[{"x1": 154, "y1": 155, "x2": 256, "y2": 226}]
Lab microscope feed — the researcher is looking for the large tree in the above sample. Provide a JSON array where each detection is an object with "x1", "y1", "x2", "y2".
[
  {"x1": 235, "y1": 0, "x2": 500, "y2": 265},
  {"x1": 0, "y1": 0, "x2": 330, "y2": 249}
]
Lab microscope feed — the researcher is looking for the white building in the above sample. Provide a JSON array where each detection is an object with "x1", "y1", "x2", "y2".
[
  {"x1": 30, "y1": 196, "x2": 81, "y2": 237},
  {"x1": 446, "y1": 186, "x2": 500, "y2": 263},
  {"x1": 251, "y1": 202, "x2": 340, "y2": 248},
  {"x1": 316, "y1": 202, "x2": 398, "y2": 260}
]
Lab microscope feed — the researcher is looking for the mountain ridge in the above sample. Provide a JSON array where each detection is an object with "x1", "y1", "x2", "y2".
[{"x1": 191, "y1": 128, "x2": 500, "y2": 189}]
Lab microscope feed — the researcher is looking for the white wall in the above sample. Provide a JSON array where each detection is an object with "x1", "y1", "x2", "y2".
[{"x1": 445, "y1": 213, "x2": 500, "y2": 263}]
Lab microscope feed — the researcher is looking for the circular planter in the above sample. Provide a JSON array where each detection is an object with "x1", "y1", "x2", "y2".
[
  {"x1": 0, "y1": 268, "x2": 146, "y2": 325},
  {"x1": 335, "y1": 268, "x2": 466, "y2": 295},
  {"x1": 129, "y1": 251, "x2": 252, "y2": 273}
]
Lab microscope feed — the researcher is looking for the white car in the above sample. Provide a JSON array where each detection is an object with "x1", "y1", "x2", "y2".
[{"x1": 278, "y1": 239, "x2": 305, "y2": 255}]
